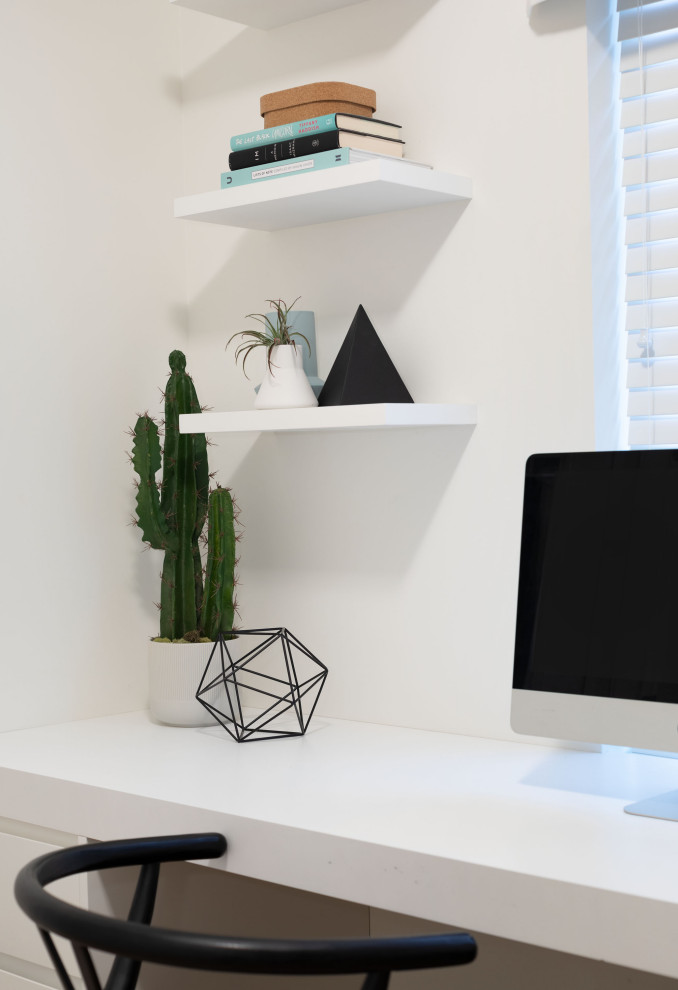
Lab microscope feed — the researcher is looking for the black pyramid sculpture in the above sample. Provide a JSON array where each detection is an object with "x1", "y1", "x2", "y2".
[{"x1": 317, "y1": 305, "x2": 414, "y2": 406}]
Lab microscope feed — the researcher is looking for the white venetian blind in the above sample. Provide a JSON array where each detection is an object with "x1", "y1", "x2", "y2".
[{"x1": 620, "y1": 0, "x2": 678, "y2": 445}]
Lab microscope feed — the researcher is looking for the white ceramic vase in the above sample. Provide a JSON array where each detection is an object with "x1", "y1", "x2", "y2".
[
  {"x1": 147, "y1": 641, "x2": 215, "y2": 727},
  {"x1": 255, "y1": 344, "x2": 318, "y2": 410}
]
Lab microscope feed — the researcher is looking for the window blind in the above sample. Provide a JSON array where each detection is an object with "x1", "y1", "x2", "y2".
[{"x1": 619, "y1": 0, "x2": 678, "y2": 446}]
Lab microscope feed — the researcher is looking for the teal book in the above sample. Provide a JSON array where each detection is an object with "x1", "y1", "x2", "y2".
[
  {"x1": 230, "y1": 113, "x2": 402, "y2": 151},
  {"x1": 220, "y1": 148, "x2": 363, "y2": 188},
  {"x1": 230, "y1": 115, "x2": 338, "y2": 150}
]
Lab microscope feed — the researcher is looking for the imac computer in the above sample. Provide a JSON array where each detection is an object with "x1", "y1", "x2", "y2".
[{"x1": 511, "y1": 449, "x2": 678, "y2": 819}]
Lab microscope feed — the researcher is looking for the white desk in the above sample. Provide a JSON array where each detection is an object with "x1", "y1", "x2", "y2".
[{"x1": 2, "y1": 712, "x2": 678, "y2": 979}]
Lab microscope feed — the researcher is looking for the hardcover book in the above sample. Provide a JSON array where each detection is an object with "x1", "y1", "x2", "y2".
[
  {"x1": 219, "y1": 147, "x2": 424, "y2": 189},
  {"x1": 230, "y1": 113, "x2": 402, "y2": 150},
  {"x1": 228, "y1": 129, "x2": 405, "y2": 171}
]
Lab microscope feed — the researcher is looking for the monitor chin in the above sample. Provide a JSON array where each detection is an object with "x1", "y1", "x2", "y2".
[{"x1": 511, "y1": 688, "x2": 678, "y2": 755}]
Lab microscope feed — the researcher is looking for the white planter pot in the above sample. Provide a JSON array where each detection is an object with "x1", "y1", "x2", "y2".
[
  {"x1": 147, "y1": 641, "x2": 216, "y2": 727},
  {"x1": 255, "y1": 344, "x2": 318, "y2": 410}
]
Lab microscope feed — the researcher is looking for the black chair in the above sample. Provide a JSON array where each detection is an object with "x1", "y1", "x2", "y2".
[{"x1": 14, "y1": 832, "x2": 477, "y2": 990}]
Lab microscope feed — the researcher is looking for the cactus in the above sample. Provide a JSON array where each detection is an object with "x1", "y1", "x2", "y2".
[
  {"x1": 131, "y1": 351, "x2": 237, "y2": 641},
  {"x1": 201, "y1": 487, "x2": 236, "y2": 642}
]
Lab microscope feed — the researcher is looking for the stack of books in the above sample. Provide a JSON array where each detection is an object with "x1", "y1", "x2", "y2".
[{"x1": 220, "y1": 113, "x2": 428, "y2": 190}]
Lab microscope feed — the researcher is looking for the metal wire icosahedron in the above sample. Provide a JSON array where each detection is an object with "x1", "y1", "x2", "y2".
[{"x1": 196, "y1": 628, "x2": 328, "y2": 742}]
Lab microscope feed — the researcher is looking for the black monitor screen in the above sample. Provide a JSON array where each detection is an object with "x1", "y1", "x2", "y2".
[{"x1": 513, "y1": 450, "x2": 678, "y2": 703}]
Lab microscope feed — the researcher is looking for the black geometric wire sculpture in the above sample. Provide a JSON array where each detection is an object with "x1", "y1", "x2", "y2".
[{"x1": 196, "y1": 628, "x2": 328, "y2": 742}]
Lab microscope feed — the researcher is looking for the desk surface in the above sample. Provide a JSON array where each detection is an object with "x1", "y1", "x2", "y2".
[{"x1": 2, "y1": 712, "x2": 678, "y2": 978}]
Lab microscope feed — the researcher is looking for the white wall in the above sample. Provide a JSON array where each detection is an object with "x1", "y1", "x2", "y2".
[
  {"x1": 0, "y1": 0, "x2": 601, "y2": 741},
  {"x1": 177, "y1": 0, "x2": 597, "y2": 740},
  {"x1": 0, "y1": 0, "x2": 185, "y2": 730}
]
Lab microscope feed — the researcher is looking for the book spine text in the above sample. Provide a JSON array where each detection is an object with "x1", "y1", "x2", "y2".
[
  {"x1": 220, "y1": 149, "x2": 352, "y2": 188},
  {"x1": 230, "y1": 115, "x2": 338, "y2": 151},
  {"x1": 228, "y1": 130, "x2": 340, "y2": 171}
]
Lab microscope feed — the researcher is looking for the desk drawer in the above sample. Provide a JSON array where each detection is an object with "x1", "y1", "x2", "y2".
[
  {"x1": 0, "y1": 971, "x2": 56, "y2": 990},
  {"x1": 0, "y1": 829, "x2": 85, "y2": 976}
]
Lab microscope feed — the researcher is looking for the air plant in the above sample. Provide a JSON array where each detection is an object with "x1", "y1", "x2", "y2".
[{"x1": 227, "y1": 297, "x2": 311, "y2": 378}]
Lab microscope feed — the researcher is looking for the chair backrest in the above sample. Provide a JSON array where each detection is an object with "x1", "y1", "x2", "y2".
[{"x1": 14, "y1": 832, "x2": 476, "y2": 990}]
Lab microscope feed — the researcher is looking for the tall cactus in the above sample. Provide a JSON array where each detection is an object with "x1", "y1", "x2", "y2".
[{"x1": 131, "y1": 351, "x2": 236, "y2": 641}]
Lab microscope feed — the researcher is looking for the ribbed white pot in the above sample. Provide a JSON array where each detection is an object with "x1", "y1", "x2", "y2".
[
  {"x1": 147, "y1": 641, "x2": 215, "y2": 727},
  {"x1": 255, "y1": 344, "x2": 318, "y2": 410}
]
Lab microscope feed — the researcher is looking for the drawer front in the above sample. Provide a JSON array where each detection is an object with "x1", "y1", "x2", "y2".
[
  {"x1": 0, "y1": 970, "x2": 55, "y2": 990},
  {"x1": 0, "y1": 831, "x2": 84, "y2": 976}
]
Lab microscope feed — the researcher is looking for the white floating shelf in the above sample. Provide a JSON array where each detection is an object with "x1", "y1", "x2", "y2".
[
  {"x1": 174, "y1": 161, "x2": 472, "y2": 231},
  {"x1": 170, "y1": 0, "x2": 366, "y2": 29},
  {"x1": 180, "y1": 404, "x2": 477, "y2": 435}
]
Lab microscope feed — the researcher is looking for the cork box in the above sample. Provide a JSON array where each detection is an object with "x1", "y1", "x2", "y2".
[{"x1": 260, "y1": 81, "x2": 377, "y2": 128}]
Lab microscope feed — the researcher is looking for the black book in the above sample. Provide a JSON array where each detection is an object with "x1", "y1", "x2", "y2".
[{"x1": 228, "y1": 128, "x2": 405, "y2": 171}]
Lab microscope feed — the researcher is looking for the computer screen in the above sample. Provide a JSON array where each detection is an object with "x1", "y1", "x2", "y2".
[{"x1": 511, "y1": 450, "x2": 678, "y2": 759}]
